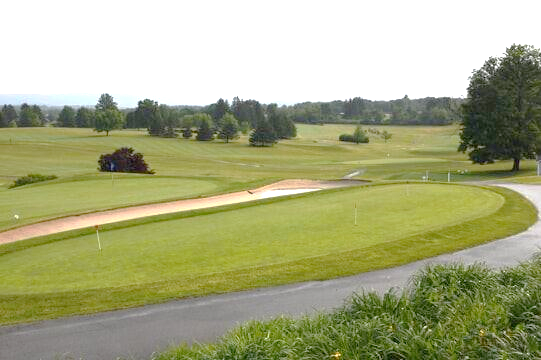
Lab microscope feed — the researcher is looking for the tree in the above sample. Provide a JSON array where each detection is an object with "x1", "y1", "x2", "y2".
[
  {"x1": 95, "y1": 93, "x2": 118, "y2": 112},
  {"x1": 181, "y1": 115, "x2": 194, "y2": 139},
  {"x1": 76, "y1": 107, "x2": 95, "y2": 128},
  {"x1": 94, "y1": 109, "x2": 124, "y2": 136},
  {"x1": 352, "y1": 125, "x2": 369, "y2": 143},
  {"x1": 2, "y1": 105, "x2": 17, "y2": 125},
  {"x1": 196, "y1": 115, "x2": 214, "y2": 141},
  {"x1": 459, "y1": 44, "x2": 541, "y2": 171},
  {"x1": 94, "y1": 94, "x2": 124, "y2": 135},
  {"x1": 98, "y1": 147, "x2": 154, "y2": 174},
  {"x1": 57, "y1": 106, "x2": 76, "y2": 127},
  {"x1": 135, "y1": 99, "x2": 162, "y2": 135},
  {"x1": 212, "y1": 98, "x2": 230, "y2": 125},
  {"x1": 381, "y1": 130, "x2": 393, "y2": 143},
  {"x1": 249, "y1": 119, "x2": 277, "y2": 147},
  {"x1": 0, "y1": 111, "x2": 5, "y2": 128},
  {"x1": 267, "y1": 104, "x2": 297, "y2": 139},
  {"x1": 218, "y1": 114, "x2": 239, "y2": 143},
  {"x1": 32, "y1": 105, "x2": 46, "y2": 124},
  {"x1": 18, "y1": 103, "x2": 40, "y2": 127}
]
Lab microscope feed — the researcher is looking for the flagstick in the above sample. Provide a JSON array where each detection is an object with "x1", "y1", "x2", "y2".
[
  {"x1": 95, "y1": 225, "x2": 102, "y2": 252},
  {"x1": 354, "y1": 202, "x2": 357, "y2": 226}
]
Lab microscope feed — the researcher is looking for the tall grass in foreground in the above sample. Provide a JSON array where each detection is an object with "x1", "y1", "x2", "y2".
[{"x1": 156, "y1": 256, "x2": 541, "y2": 359}]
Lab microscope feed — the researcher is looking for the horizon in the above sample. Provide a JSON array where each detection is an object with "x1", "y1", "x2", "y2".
[{"x1": 1, "y1": 1, "x2": 540, "y2": 106}]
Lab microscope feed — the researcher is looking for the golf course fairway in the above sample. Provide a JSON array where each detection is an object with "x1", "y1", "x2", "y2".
[{"x1": 0, "y1": 182, "x2": 536, "y2": 324}]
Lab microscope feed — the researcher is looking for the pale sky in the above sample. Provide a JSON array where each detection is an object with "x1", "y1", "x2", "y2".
[{"x1": 2, "y1": 0, "x2": 541, "y2": 106}]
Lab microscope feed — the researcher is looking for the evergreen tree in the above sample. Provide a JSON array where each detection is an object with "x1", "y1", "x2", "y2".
[
  {"x1": 218, "y1": 114, "x2": 239, "y2": 143},
  {"x1": 212, "y1": 98, "x2": 230, "y2": 124},
  {"x1": 195, "y1": 115, "x2": 214, "y2": 141},
  {"x1": 0, "y1": 111, "x2": 5, "y2": 128},
  {"x1": 57, "y1": 106, "x2": 76, "y2": 127},
  {"x1": 249, "y1": 119, "x2": 277, "y2": 147}
]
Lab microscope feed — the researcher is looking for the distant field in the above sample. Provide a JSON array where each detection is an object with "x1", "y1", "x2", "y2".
[
  {"x1": 0, "y1": 125, "x2": 538, "y2": 230},
  {"x1": 0, "y1": 183, "x2": 536, "y2": 324}
]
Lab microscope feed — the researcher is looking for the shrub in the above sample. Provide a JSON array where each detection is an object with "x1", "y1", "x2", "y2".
[
  {"x1": 98, "y1": 147, "x2": 154, "y2": 174},
  {"x1": 339, "y1": 126, "x2": 369, "y2": 144},
  {"x1": 10, "y1": 174, "x2": 58, "y2": 188}
]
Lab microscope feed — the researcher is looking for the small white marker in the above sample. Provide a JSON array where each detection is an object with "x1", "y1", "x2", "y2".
[{"x1": 14, "y1": 214, "x2": 19, "y2": 220}]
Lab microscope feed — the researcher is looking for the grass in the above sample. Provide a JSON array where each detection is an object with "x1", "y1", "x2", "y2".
[
  {"x1": 0, "y1": 183, "x2": 536, "y2": 324},
  {"x1": 0, "y1": 126, "x2": 539, "y2": 231},
  {"x1": 0, "y1": 174, "x2": 223, "y2": 229},
  {"x1": 155, "y1": 255, "x2": 541, "y2": 359}
]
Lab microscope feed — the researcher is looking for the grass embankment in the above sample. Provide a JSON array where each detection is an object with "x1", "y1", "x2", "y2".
[
  {"x1": 1, "y1": 126, "x2": 539, "y2": 231},
  {"x1": 0, "y1": 183, "x2": 536, "y2": 324},
  {"x1": 157, "y1": 256, "x2": 541, "y2": 359}
]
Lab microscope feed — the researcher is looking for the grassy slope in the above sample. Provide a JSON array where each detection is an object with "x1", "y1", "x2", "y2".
[
  {"x1": 157, "y1": 257, "x2": 541, "y2": 359},
  {"x1": 0, "y1": 183, "x2": 536, "y2": 324},
  {"x1": 1, "y1": 126, "x2": 539, "y2": 231}
]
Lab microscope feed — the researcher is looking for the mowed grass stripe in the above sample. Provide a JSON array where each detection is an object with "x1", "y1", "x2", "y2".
[{"x1": 0, "y1": 184, "x2": 505, "y2": 294}]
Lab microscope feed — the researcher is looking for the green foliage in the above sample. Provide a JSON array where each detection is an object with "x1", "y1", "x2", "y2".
[
  {"x1": 75, "y1": 107, "x2": 95, "y2": 128},
  {"x1": 94, "y1": 94, "x2": 124, "y2": 136},
  {"x1": 57, "y1": 105, "x2": 76, "y2": 127},
  {"x1": 232, "y1": 97, "x2": 265, "y2": 128},
  {"x1": 249, "y1": 119, "x2": 277, "y2": 146},
  {"x1": 195, "y1": 114, "x2": 214, "y2": 141},
  {"x1": 9, "y1": 174, "x2": 58, "y2": 188},
  {"x1": 94, "y1": 108, "x2": 124, "y2": 136},
  {"x1": 156, "y1": 257, "x2": 541, "y2": 359},
  {"x1": 339, "y1": 126, "x2": 369, "y2": 143},
  {"x1": 17, "y1": 103, "x2": 42, "y2": 127},
  {"x1": 381, "y1": 130, "x2": 393, "y2": 143},
  {"x1": 0, "y1": 111, "x2": 4, "y2": 128},
  {"x1": 218, "y1": 113, "x2": 239, "y2": 143},
  {"x1": 1, "y1": 104, "x2": 17, "y2": 125},
  {"x1": 267, "y1": 103, "x2": 297, "y2": 139},
  {"x1": 459, "y1": 44, "x2": 541, "y2": 171},
  {"x1": 95, "y1": 93, "x2": 118, "y2": 112}
]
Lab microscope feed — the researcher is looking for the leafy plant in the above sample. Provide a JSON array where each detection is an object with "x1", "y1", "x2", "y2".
[
  {"x1": 98, "y1": 147, "x2": 154, "y2": 174},
  {"x1": 10, "y1": 174, "x2": 58, "y2": 188}
]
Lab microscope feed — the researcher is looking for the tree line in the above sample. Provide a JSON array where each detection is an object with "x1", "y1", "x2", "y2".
[
  {"x1": 1, "y1": 95, "x2": 463, "y2": 131},
  {"x1": 284, "y1": 96, "x2": 463, "y2": 125}
]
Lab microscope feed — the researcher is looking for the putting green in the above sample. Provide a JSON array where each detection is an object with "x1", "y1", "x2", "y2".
[{"x1": 0, "y1": 184, "x2": 504, "y2": 294}]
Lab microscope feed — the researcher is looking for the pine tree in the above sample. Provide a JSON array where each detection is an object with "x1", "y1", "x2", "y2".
[
  {"x1": 196, "y1": 116, "x2": 214, "y2": 141},
  {"x1": 249, "y1": 119, "x2": 277, "y2": 147},
  {"x1": 218, "y1": 114, "x2": 239, "y2": 143}
]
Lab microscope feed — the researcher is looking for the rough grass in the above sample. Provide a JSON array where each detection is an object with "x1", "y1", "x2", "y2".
[
  {"x1": 0, "y1": 183, "x2": 535, "y2": 324},
  {"x1": 155, "y1": 255, "x2": 541, "y2": 360}
]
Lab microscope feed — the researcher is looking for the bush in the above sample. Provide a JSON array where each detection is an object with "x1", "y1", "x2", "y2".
[
  {"x1": 10, "y1": 174, "x2": 57, "y2": 188},
  {"x1": 98, "y1": 147, "x2": 154, "y2": 174},
  {"x1": 339, "y1": 126, "x2": 369, "y2": 143}
]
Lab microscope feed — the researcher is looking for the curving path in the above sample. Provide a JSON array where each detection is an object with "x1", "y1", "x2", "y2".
[{"x1": 0, "y1": 183, "x2": 540, "y2": 360}]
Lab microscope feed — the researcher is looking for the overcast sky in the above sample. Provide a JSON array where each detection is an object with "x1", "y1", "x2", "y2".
[{"x1": 2, "y1": 0, "x2": 541, "y2": 106}]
